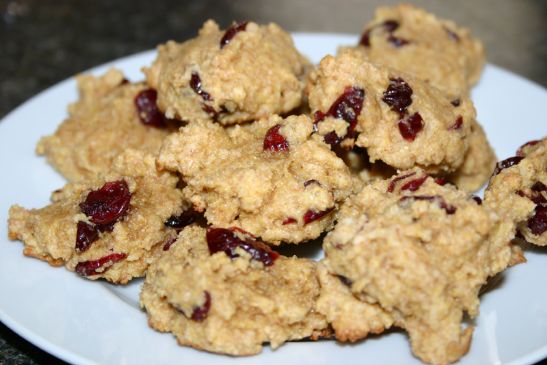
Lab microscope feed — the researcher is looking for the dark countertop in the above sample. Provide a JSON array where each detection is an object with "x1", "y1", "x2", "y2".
[{"x1": 1, "y1": 0, "x2": 546, "y2": 364}]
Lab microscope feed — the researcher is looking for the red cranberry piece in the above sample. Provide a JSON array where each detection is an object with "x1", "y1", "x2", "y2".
[
  {"x1": 382, "y1": 20, "x2": 400, "y2": 32},
  {"x1": 303, "y1": 207, "x2": 334, "y2": 225},
  {"x1": 400, "y1": 176, "x2": 427, "y2": 192},
  {"x1": 190, "y1": 72, "x2": 212, "y2": 101},
  {"x1": 528, "y1": 205, "x2": 547, "y2": 235},
  {"x1": 191, "y1": 291, "x2": 211, "y2": 321},
  {"x1": 529, "y1": 182, "x2": 547, "y2": 205},
  {"x1": 359, "y1": 29, "x2": 372, "y2": 47},
  {"x1": 162, "y1": 236, "x2": 177, "y2": 251},
  {"x1": 448, "y1": 116, "x2": 463, "y2": 130},
  {"x1": 75, "y1": 221, "x2": 99, "y2": 252},
  {"x1": 383, "y1": 78, "x2": 413, "y2": 115},
  {"x1": 282, "y1": 217, "x2": 297, "y2": 225},
  {"x1": 314, "y1": 86, "x2": 365, "y2": 143},
  {"x1": 164, "y1": 209, "x2": 200, "y2": 230},
  {"x1": 451, "y1": 99, "x2": 461, "y2": 107},
  {"x1": 75, "y1": 253, "x2": 127, "y2": 276},
  {"x1": 206, "y1": 228, "x2": 279, "y2": 266},
  {"x1": 398, "y1": 112, "x2": 423, "y2": 141},
  {"x1": 434, "y1": 177, "x2": 447, "y2": 186},
  {"x1": 472, "y1": 196, "x2": 483, "y2": 205},
  {"x1": 492, "y1": 156, "x2": 523, "y2": 176},
  {"x1": 263, "y1": 124, "x2": 289, "y2": 152},
  {"x1": 220, "y1": 21, "x2": 249, "y2": 48},
  {"x1": 96, "y1": 222, "x2": 115, "y2": 233},
  {"x1": 134, "y1": 89, "x2": 167, "y2": 128},
  {"x1": 516, "y1": 140, "x2": 540, "y2": 157},
  {"x1": 80, "y1": 180, "x2": 131, "y2": 225},
  {"x1": 387, "y1": 172, "x2": 416, "y2": 193},
  {"x1": 323, "y1": 131, "x2": 341, "y2": 146}
]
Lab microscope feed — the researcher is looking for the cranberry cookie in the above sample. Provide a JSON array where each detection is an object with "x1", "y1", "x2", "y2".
[
  {"x1": 307, "y1": 48, "x2": 475, "y2": 173},
  {"x1": 484, "y1": 138, "x2": 547, "y2": 246},
  {"x1": 8, "y1": 150, "x2": 187, "y2": 284},
  {"x1": 144, "y1": 20, "x2": 310, "y2": 125},
  {"x1": 322, "y1": 169, "x2": 517, "y2": 365},
  {"x1": 354, "y1": 3, "x2": 484, "y2": 98},
  {"x1": 157, "y1": 115, "x2": 353, "y2": 244},
  {"x1": 446, "y1": 119, "x2": 497, "y2": 192},
  {"x1": 140, "y1": 225, "x2": 329, "y2": 355},
  {"x1": 37, "y1": 69, "x2": 173, "y2": 181}
]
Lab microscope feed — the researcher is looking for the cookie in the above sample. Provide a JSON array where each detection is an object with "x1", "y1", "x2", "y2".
[
  {"x1": 36, "y1": 69, "x2": 173, "y2": 181},
  {"x1": 484, "y1": 138, "x2": 547, "y2": 246},
  {"x1": 157, "y1": 114, "x2": 353, "y2": 244},
  {"x1": 8, "y1": 150, "x2": 187, "y2": 284},
  {"x1": 446, "y1": 119, "x2": 497, "y2": 192},
  {"x1": 316, "y1": 263, "x2": 394, "y2": 342},
  {"x1": 144, "y1": 20, "x2": 310, "y2": 125},
  {"x1": 307, "y1": 48, "x2": 476, "y2": 173},
  {"x1": 140, "y1": 225, "x2": 329, "y2": 355},
  {"x1": 322, "y1": 169, "x2": 516, "y2": 365},
  {"x1": 353, "y1": 3, "x2": 484, "y2": 98}
]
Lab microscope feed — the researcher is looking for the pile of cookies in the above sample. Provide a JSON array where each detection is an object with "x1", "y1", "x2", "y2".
[{"x1": 7, "y1": 4, "x2": 546, "y2": 365}]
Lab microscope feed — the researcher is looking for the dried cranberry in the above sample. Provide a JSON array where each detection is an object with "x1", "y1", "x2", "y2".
[
  {"x1": 360, "y1": 20, "x2": 409, "y2": 47},
  {"x1": 164, "y1": 209, "x2": 200, "y2": 230},
  {"x1": 472, "y1": 196, "x2": 483, "y2": 205},
  {"x1": 516, "y1": 140, "x2": 540, "y2": 157},
  {"x1": 282, "y1": 217, "x2": 297, "y2": 225},
  {"x1": 434, "y1": 177, "x2": 447, "y2": 186},
  {"x1": 263, "y1": 124, "x2": 289, "y2": 152},
  {"x1": 398, "y1": 112, "x2": 423, "y2": 141},
  {"x1": 190, "y1": 72, "x2": 212, "y2": 101},
  {"x1": 303, "y1": 207, "x2": 334, "y2": 225},
  {"x1": 530, "y1": 182, "x2": 547, "y2": 205},
  {"x1": 400, "y1": 195, "x2": 456, "y2": 214},
  {"x1": 383, "y1": 78, "x2": 413, "y2": 115},
  {"x1": 220, "y1": 21, "x2": 249, "y2": 48},
  {"x1": 401, "y1": 176, "x2": 427, "y2": 192},
  {"x1": 448, "y1": 116, "x2": 463, "y2": 130},
  {"x1": 314, "y1": 86, "x2": 365, "y2": 144},
  {"x1": 134, "y1": 89, "x2": 167, "y2": 128},
  {"x1": 80, "y1": 180, "x2": 131, "y2": 225},
  {"x1": 387, "y1": 172, "x2": 416, "y2": 193},
  {"x1": 191, "y1": 291, "x2": 211, "y2": 321},
  {"x1": 162, "y1": 236, "x2": 177, "y2": 251},
  {"x1": 75, "y1": 253, "x2": 127, "y2": 276},
  {"x1": 96, "y1": 222, "x2": 115, "y2": 233},
  {"x1": 451, "y1": 99, "x2": 461, "y2": 107},
  {"x1": 206, "y1": 228, "x2": 279, "y2": 266},
  {"x1": 323, "y1": 131, "x2": 341, "y2": 146},
  {"x1": 492, "y1": 156, "x2": 523, "y2": 176},
  {"x1": 75, "y1": 221, "x2": 99, "y2": 252},
  {"x1": 528, "y1": 205, "x2": 547, "y2": 235},
  {"x1": 202, "y1": 103, "x2": 218, "y2": 119}
]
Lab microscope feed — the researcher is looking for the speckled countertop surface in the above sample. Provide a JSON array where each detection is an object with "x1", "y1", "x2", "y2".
[{"x1": 1, "y1": 0, "x2": 546, "y2": 364}]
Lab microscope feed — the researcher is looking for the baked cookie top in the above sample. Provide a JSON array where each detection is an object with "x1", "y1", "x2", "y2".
[
  {"x1": 157, "y1": 114, "x2": 353, "y2": 244},
  {"x1": 144, "y1": 20, "x2": 310, "y2": 125},
  {"x1": 140, "y1": 225, "x2": 328, "y2": 355},
  {"x1": 485, "y1": 137, "x2": 547, "y2": 245},
  {"x1": 307, "y1": 48, "x2": 476, "y2": 173},
  {"x1": 37, "y1": 69, "x2": 173, "y2": 181},
  {"x1": 353, "y1": 3, "x2": 485, "y2": 98},
  {"x1": 322, "y1": 169, "x2": 516, "y2": 365},
  {"x1": 8, "y1": 150, "x2": 187, "y2": 284}
]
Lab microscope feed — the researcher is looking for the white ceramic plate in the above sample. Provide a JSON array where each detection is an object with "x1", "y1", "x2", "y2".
[{"x1": 1, "y1": 33, "x2": 546, "y2": 365}]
